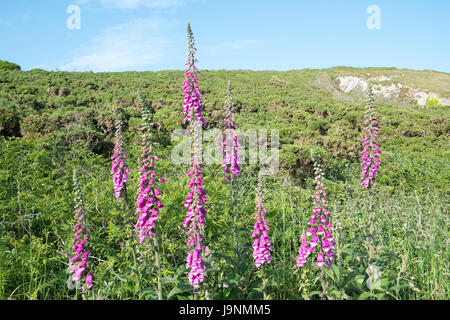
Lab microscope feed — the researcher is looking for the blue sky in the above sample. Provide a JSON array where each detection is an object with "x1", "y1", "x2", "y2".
[{"x1": 0, "y1": 0, "x2": 449, "y2": 72}]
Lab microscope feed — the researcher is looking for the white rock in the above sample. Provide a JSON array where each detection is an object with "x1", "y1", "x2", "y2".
[
  {"x1": 337, "y1": 76, "x2": 368, "y2": 93},
  {"x1": 413, "y1": 91, "x2": 429, "y2": 106},
  {"x1": 439, "y1": 97, "x2": 450, "y2": 106},
  {"x1": 372, "y1": 83, "x2": 402, "y2": 98},
  {"x1": 335, "y1": 75, "x2": 450, "y2": 106},
  {"x1": 410, "y1": 90, "x2": 448, "y2": 106}
]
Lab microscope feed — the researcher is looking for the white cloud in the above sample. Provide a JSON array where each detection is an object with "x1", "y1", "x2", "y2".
[{"x1": 62, "y1": 17, "x2": 174, "y2": 72}]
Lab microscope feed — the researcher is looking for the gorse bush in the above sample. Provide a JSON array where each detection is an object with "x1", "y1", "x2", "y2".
[{"x1": 0, "y1": 23, "x2": 449, "y2": 300}]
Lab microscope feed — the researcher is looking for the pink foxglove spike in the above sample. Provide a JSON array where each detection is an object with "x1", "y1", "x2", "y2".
[
  {"x1": 297, "y1": 160, "x2": 335, "y2": 268},
  {"x1": 69, "y1": 169, "x2": 93, "y2": 291},
  {"x1": 111, "y1": 109, "x2": 130, "y2": 200},
  {"x1": 183, "y1": 22, "x2": 208, "y2": 288},
  {"x1": 134, "y1": 94, "x2": 165, "y2": 244},
  {"x1": 252, "y1": 171, "x2": 272, "y2": 267},
  {"x1": 360, "y1": 85, "x2": 382, "y2": 188},
  {"x1": 222, "y1": 80, "x2": 241, "y2": 181}
]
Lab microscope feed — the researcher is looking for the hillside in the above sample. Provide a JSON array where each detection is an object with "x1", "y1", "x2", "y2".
[
  {"x1": 1, "y1": 67, "x2": 448, "y2": 185},
  {"x1": 0, "y1": 66, "x2": 448, "y2": 300}
]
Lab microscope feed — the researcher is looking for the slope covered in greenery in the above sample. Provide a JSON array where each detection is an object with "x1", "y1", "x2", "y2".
[{"x1": 0, "y1": 66, "x2": 448, "y2": 300}]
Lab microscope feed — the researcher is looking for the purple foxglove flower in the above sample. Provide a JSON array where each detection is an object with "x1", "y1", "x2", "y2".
[
  {"x1": 360, "y1": 85, "x2": 382, "y2": 188},
  {"x1": 182, "y1": 23, "x2": 208, "y2": 288},
  {"x1": 222, "y1": 81, "x2": 241, "y2": 181},
  {"x1": 316, "y1": 252, "x2": 324, "y2": 267},
  {"x1": 296, "y1": 160, "x2": 336, "y2": 268},
  {"x1": 111, "y1": 109, "x2": 130, "y2": 200},
  {"x1": 85, "y1": 273, "x2": 93, "y2": 289},
  {"x1": 134, "y1": 94, "x2": 166, "y2": 244},
  {"x1": 252, "y1": 172, "x2": 272, "y2": 268},
  {"x1": 69, "y1": 169, "x2": 93, "y2": 291}
]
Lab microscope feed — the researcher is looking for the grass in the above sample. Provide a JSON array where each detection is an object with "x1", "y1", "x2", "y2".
[{"x1": 0, "y1": 66, "x2": 448, "y2": 300}]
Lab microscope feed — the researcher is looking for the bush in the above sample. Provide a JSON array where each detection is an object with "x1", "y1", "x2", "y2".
[
  {"x1": 0, "y1": 60, "x2": 21, "y2": 71},
  {"x1": 0, "y1": 106, "x2": 20, "y2": 137},
  {"x1": 425, "y1": 97, "x2": 440, "y2": 107},
  {"x1": 20, "y1": 113, "x2": 56, "y2": 136}
]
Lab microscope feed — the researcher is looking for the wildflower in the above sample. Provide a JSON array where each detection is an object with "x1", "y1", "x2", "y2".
[
  {"x1": 360, "y1": 85, "x2": 382, "y2": 188},
  {"x1": 252, "y1": 171, "x2": 272, "y2": 267},
  {"x1": 222, "y1": 81, "x2": 241, "y2": 181},
  {"x1": 69, "y1": 169, "x2": 93, "y2": 290},
  {"x1": 111, "y1": 109, "x2": 130, "y2": 199},
  {"x1": 182, "y1": 22, "x2": 208, "y2": 288},
  {"x1": 366, "y1": 264, "x2": 381, "y2": 290},
  {"x1": 182, "y1": 23, "x2": 206, "y2": 128},
  {"x1": 85, "y1": 273, "x2": 93, "y2": 289},
  {"x1": 134, "y1": 93, "x2": 165, "y2": 244},
  {"x1": 297, "y1": 160, "x2": 335, "y2": 267}
]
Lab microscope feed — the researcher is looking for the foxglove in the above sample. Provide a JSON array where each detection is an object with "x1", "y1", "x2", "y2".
[
  {"x1": 360, "y1": 85, "x2": 382, "y2": 188},
  {"x1": 297, "y1": 161, "x2": 335, "y2": 267},
  {"x1": 252, "y1": 172, "x2": 272, "y2": 267},
  {"x1": 222, "y1": 81, "x2": 241, "y2": 181},
  {"x1": 111, "y1": 109, "x2": 130, "y2": 199},
  {"x1": 135, "y1": 94, "x2": 165, "y2": 244},
  {"x1": 69, "y1": 169, "x2": 93, "y2": 290},
  {"x1": 182, "y1": 23, "x2": 208, "y2": 288}
]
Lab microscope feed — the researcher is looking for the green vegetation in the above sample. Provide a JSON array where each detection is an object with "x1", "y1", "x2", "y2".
[
  {"x1": 0, "y1": 60, "x2": 21, "y2": 71},
  {"x1": 426, "y1": 97, "x2": 440, "y2": 107},
  {"x1": 0, "y1": 66, "x2": 448, "y2": 300}
]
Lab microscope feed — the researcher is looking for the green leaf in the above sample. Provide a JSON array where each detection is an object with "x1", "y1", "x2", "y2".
[
  {"x1": 331, "y1": 264, "x2": 340, "y2": 281},
  {"x1": 167, "y1": 284, "x2": 193, "y2": 300},
  {"x1": 358, "y1": 291, "x2": 372, "y2": 300},
  {"x1": 167, "y1": 287, "x2": 182, "y2": 299},
  {"x1": 354, "y1": 274, "x2": 365, "y2": 284}
]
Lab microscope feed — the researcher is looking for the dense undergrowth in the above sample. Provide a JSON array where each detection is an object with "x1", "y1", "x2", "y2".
[{"x1": 0, "y1": 67, "x2": 448, "y2": 299}]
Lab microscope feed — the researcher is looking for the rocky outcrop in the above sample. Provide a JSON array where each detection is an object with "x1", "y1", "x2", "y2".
[
  {"x1": 373, "y1": 83, "x2": 402, "y2": 99},
  {"x1": 336, "y1": 76, "x2": 449, "y2": 106},
  {"x1": 337, "y1": 76, "x2": 367, "y2": 93}
]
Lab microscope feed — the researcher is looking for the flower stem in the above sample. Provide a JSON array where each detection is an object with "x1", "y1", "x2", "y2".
[
  {"x1": 262, "y1": 273, "x2": 268, "y2": 300},
  {"x1": 231, "y1": 175, "x2": 242, "y2": 299},
  {"x1": 320, "y1": 266, "x2": 328, "y2": 300},
  {"x1": 130, "y1": 243, "x2": 142, "y2": 297},
  {"x1": 122, "y1": 181, "x2": 129, "y2": 209},
  {"x1": 153, "y1": 223, "x2": 163, "y2": 300},
  {"x1": 367, "y1": 187, "x2": 376, "y2": 263}
]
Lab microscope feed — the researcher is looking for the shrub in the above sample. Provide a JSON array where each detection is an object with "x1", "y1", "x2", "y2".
[
  {"x1": 0, "y1": 60, "x2": 21, "y2": 71},
  {"x1": 425, "y1": 97, "x2": 440, "y2": 107},
  {"x1": 0, "y1": 106, "x2": 20, "y2": 137}
]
